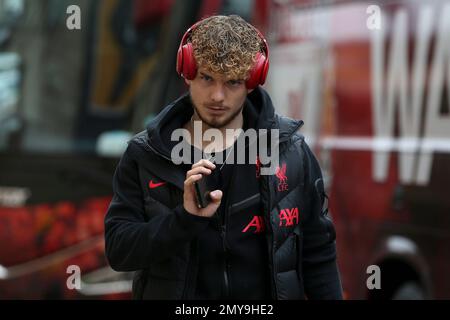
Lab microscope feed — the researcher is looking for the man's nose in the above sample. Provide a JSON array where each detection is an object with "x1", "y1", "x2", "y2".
[{"x1": 210, "y1": 83, "x2": 225, "y2": 103}]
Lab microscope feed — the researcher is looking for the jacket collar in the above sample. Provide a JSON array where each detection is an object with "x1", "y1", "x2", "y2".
[{"x1": 145, "y1": 87, "x2": 303, "y2": 159}]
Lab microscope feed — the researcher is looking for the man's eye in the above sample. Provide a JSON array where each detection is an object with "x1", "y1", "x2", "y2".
[
  {"x1": 201, "y1": 75, "x2": 212, "y2": 81},
  {"x1": 228, "y1": 80, "x2": 242, "y2": 86}
]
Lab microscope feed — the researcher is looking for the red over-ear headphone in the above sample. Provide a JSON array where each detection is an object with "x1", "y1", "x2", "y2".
[{"x1": 176, "y1": 20, "x2": 270, "y2": 89}]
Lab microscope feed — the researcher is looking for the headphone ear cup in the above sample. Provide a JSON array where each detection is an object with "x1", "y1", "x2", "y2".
[
  {"x1": 259, "y1": 56, "x2": 269, "y2": 85},
  {"x1": 246, "y1": 52, "x2": 267, "y2": 89},
  {"x1": 176, "y1": 45, "x2": 184, "y2": 75},
  {"x1": 182, "y1": 43, "x2": 197, "y2": 80}
]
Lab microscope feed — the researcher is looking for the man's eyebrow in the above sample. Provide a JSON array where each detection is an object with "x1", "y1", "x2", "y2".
[
  {"x1": 227, "y1": 78, "x2": 244, "y2": 82},
  {"x1": 200, "y1": 72, "x2": 212, "y2": 77}
]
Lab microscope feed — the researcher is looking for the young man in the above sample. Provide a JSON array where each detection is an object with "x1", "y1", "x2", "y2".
[{"x1": 104, "y1": 15, "x2": 343, "y2": 300}]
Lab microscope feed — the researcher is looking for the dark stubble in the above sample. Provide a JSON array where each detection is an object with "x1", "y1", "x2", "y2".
[{"x1": 192, "y1": 100, "x2": 245, "y2": 129}]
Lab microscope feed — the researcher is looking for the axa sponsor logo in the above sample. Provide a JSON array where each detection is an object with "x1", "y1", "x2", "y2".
[
  {"x1": 275, "y1": 163, "x2": 289, "y2": 192},
  {"x1": 242, "y1": 216, "x2": 265, "y2": 233},
  {"x1": 279, "y1": 207, "x2": 299, "y2": 227}
]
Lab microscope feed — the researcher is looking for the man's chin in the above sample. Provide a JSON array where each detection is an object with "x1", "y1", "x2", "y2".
[
  {"x1": 204, "y1": 119, "x2": 228, "y2": 129},
  {"x1": 194, "y1": 103, "x2": 243, "y2": 129},
  {"x1": 198, "y1": 113, "x2": 229, "y2": 128}
]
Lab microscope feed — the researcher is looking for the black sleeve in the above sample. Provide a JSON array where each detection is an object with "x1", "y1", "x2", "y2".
[
  {"x1": 301, "y1": 141, "x2": 343, "y2": 300},
  {"x1": 104, "y1": 145, "x2": 212, "y2": 272}
]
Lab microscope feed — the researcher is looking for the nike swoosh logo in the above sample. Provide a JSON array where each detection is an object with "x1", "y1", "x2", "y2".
[{"x1": 149, "y1": 180, "x2": 166, "y2": 189}]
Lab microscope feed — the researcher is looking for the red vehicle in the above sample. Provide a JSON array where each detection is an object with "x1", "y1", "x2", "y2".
[{"x1": 266, "y1": 0, "x2": 450, "y2": 299}]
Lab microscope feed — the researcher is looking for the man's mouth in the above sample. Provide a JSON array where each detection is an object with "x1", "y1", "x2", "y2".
[
  {"x1": 206, "y1": 106, "x2": 227, "y2": 114},
  {"x1": 206, "y1": 105, "x2": 227, "y2": 110}
]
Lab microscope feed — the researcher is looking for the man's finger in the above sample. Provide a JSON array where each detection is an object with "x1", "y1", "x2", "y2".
[
  {"x1": 184, "y1": 174, "x2": 203, "y2": 186},
  {"x1": 192, "y1": 159, "x2": 216, "y2": 170},
  {"x1": 187, "y1": 167, "x2": 212, "y2": 177}
]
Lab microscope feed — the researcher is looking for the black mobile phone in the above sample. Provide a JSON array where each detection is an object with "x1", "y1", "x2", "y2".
[
  {"x1": 193, "y1": 169, "x2": 219, "y2": 208},
  {"x1": 193, "y1": 154, "x2": 220, "y2": 208}
]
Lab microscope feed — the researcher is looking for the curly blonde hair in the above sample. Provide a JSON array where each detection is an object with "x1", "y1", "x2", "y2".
[{"x1": 189, "y1": 15, "x2": 263, "y2": 80}]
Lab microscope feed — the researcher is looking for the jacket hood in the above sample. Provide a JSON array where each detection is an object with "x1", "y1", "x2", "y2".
[{"x1": 145, "y1": 87, "x2": 303, "y2": 159}]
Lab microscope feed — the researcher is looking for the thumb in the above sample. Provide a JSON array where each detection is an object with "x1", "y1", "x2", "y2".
[{"x1": 209, "y1": 190, "x2": 223, "y2": 202}]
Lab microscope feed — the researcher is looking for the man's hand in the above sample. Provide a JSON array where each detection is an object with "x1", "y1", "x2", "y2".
[{"x1": 184, "y1": 159, "x2": 223, "y2": 217}]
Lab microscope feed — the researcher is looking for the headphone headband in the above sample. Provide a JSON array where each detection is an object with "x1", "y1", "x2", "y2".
[{"x1": 179, "y1": 20, "x2": 202, "y2": 52}]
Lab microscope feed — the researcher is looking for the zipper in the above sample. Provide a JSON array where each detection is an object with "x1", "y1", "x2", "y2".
[
  {"x1": 263, "y1": 166, "x2": 278, "y2": 299},
  {"x1": 221, "y1": 224, "x2": 230, "y2": 298},
  {"x1": 258, "y1": 129, "x2": 279, "y2": 298},
  {"x1": 181, "y1": 240, "x2": 197, "y2": 299},
  {"x1": 220, "y1": 166, "x2": 236, "y2": 298},
  {"x1": 229, "y1": 193, "x2": 260, "y2": 215}
]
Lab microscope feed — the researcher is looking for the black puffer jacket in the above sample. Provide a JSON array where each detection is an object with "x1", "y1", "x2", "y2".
[{"x1": 104, "y1": 87, "x2": 343, "y2": 299}]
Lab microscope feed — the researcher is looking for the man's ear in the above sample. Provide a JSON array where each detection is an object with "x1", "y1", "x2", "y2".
[
  {"x1": 184, "y1": 78, "x2": 191, "y2": 86},
  {"x1": 247, "y1": 88, "x2": 254, "y2": 94}
]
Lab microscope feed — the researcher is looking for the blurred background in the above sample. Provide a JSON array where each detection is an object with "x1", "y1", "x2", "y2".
[{"x1": 0, "y1": 0, "x2": 449, "y2": 299}]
